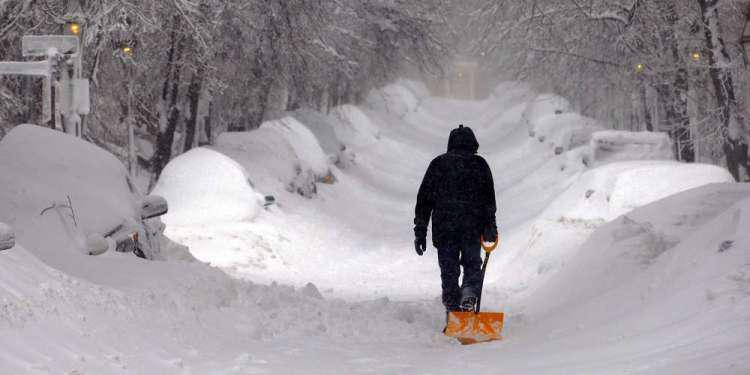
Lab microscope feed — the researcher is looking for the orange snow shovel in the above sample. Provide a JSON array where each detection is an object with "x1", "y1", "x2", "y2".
[{"x1": 444, "y1": 234, "x2": 504, "y2": 345}]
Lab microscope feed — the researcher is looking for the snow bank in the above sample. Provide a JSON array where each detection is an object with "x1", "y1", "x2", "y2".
[
  {"x1": 589, "y1": 130, "x2": 673, "y2": 165},
  {"x1": 491, "y1": 160, "x2": 734, "y2": 302},
  {"x1": 534, "y1": 112, "x2": 604, "y2": 154},
  {"x1": 152, "y1": 148, "x2": 265, "y2": 226},
  {"x1": 366, "y1": 79, "x2": 428, "y2": 118},
  {"x1": 522, "y1": 93, "x2": 573, "y2": 137},
  {"x1": 524, "y1": 184, "x2": 750, "y2": 352}
]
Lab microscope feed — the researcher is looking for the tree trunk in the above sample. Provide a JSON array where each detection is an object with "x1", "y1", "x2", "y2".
[
  {"x1": 150, "y1": 20, "x2": 185, "y2": 187},
  {"x1": 639, "y1": 81, "x2": 654, "y2": 131},
  {"x1": 658, "y1": 1, "x2": 694, "y2": 162},
  {"x1": 698, "y1": 0, "x2": 743, "y2": 180},
  {"x1": 202, "y1": 100, "x2": 213, "y2": 146},
  {"x1": 183, "y1": 68, "x2": 204, "y2": 152}
]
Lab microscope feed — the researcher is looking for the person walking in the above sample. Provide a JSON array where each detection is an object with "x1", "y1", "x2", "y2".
[{"x1": 413, "y1": 124, "x2": 498, "y2": 312}]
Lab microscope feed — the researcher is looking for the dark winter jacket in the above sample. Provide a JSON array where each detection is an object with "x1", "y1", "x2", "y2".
[{"x1": 414, "y1": 125, "x2": 497, "y2": 248}]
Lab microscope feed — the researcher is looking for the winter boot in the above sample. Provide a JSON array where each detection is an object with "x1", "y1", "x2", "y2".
[
  {"x1": 460, "y1": 288, "x2": 478, "y2": 312},
  {"x1": 460, "y1": 296, "x2": 478, "y2": 312}
]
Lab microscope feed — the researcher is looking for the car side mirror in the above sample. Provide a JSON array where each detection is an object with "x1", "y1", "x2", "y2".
[
  {"x1": 86, "y1": 234, "x2": 110, "y2": 256},
  {"x1": 141, "y1": 195, "x2": 168, "y2": 220},
  {"x1": 0, "y1": 223, "x2": 15, "y2": 251},
  {"x1": 264, "y1": 195, "x2": 276, "y2": 207}
]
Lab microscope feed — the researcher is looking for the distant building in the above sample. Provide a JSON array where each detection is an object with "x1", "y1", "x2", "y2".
[{"x1": 429, "y1": 59, "x2": 481, "y2": 100}]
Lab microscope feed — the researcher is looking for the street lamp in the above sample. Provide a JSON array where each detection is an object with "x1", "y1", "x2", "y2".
[
  {"x1": 115, "y1": 39, "x2": 138, "y2": 177},
  {"x1": 635, "y1": 63, "x2": 645, "y2": 74},
  {"x1": 67, "y1": 22, "x2": 81, "y2": 36},
  {"x1": 690, "y1": 51, "x2": 702, "y2": 62},
  {"x1": 115, "y1": 39, "x2": 137, "y2": 58}
]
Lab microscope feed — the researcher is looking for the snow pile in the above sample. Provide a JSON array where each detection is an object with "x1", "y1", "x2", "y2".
[
  {"x1": 492, "y1": 159, "x2": 735, "y2": 297},
  {"x1": 534, "y1": 112, "x2": 604, "y2": 154},
  {"x1": 522, "y1": 93, "x2": 573, "y2": 137},
  {"x1": 589, "y1": 130, "x2": 673, "y2": 165},
  {"x1": 366, "y1": 79, "x2": 429, "y2": 118},
  {"x1": 152, "y1": 147, "x2": 265, "y2": 226},
  {"x1": 515, "y1": 184, "x2": 750, "y2": 374}
]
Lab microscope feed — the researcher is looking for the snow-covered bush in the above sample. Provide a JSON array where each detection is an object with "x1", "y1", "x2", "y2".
[
  {"x1": 152, "y1": 148, "x2": 266, "y2": 226},
  {"x1": 522, "y1": 93, "x2": 573, "y2": 137}
]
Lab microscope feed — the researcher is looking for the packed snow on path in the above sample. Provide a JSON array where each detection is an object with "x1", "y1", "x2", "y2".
[{"x1": 0, "y1": 81, "x2": 747, "y2": 374}]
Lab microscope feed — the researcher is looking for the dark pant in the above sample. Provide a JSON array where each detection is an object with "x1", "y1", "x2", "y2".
[{"x1": 437, "y1": 237, "x2": 483, "y2": 311}]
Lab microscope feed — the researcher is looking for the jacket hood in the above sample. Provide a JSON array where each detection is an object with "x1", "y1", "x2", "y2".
[{"x1": 447, "y1": 125, "x2": 479, "y2": 154}]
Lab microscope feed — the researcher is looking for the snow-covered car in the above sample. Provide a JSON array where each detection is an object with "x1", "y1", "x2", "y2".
[
  {"x1": 0, "y1": 125, "x2": 180, "y2": 261},
  {"x1": 103, "y1": 195, "x2": 168, "y2": 259},
  {"x1": 0, "y1": 223, "x2": 14, "y2": 251},
  {"x1": 522, "y1": 93, "x2": 573, "y2": 138}
]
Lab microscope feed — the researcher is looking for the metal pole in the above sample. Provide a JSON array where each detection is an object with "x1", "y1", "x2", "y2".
[{"x1": 127, "y1": 65, "x2": 137, "y2": 178}]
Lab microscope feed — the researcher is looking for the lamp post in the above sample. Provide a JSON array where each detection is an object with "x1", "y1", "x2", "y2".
[
  {"x1": 633, "y1": 62, "x2": 654, "y2": 131},
  {"x1": 118, "y1": 41, "x2": 137, "y2": 177}
]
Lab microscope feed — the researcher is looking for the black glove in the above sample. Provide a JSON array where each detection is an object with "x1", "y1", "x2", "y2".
[
  {"x1": 482, "y1": 223, "x2": 498, "y2": 243},
  {"x1": 415, "y1": 237, "x2": 426, "y2": 256},
  {"x1": 414, "y1": 219, "x2": 428, "y2": 256}
]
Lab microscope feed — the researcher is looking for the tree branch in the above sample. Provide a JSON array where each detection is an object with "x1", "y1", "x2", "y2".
[{"x1": 528, "y1": 47, "x2": 625, "y2": 67}]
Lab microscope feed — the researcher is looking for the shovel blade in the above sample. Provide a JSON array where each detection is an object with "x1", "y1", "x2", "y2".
[{"x1": 444, "y1": 311, "x2": 504, "y2": 345}]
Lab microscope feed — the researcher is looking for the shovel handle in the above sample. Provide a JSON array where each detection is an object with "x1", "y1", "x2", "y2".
[{"x1": 480, "y1": 233, "x2": 499, "y2": 253}]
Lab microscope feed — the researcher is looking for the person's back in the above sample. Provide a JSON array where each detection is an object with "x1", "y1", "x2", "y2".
[{"x1": 414, "y1": 125, "x2": 498, "y2": 312}]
